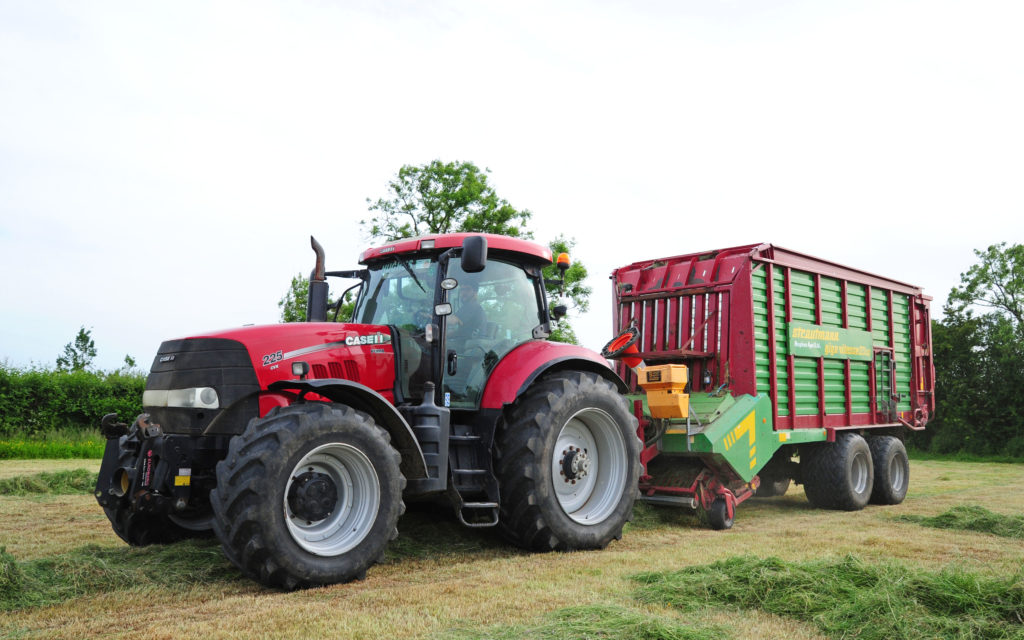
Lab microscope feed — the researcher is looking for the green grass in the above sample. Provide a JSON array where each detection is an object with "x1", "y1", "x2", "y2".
[
  {"x1": 0, "y1": 429, "x2": 105, "y2": 460},
  {"x1": 899, "y1": 505, "x2": 1024, "y2": 539},
  {"x1": 0, "y1": 541, "x2": 240, "y2": 611},
  {"x1": 439, "y1": 604, "x2": 724, "y2": 640},
  {"x1": 0, "y1": 469, "x2": 98, "y2": 496},
  {"x1": 633, "y1": 555, "x2": 1024, "y2": 640},
  {"x1": 907, "y1": 448, "x2": 1024, "y2": 464}
]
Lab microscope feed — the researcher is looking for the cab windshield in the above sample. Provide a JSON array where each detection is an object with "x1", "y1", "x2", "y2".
[{"x1": 352, "y1": 256, "x2": 437, "y2": 329}]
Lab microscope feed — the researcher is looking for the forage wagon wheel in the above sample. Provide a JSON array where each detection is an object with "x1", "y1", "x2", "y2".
[
  {"x1": 707, "y1": 497, "x2": 734, "y2": 530},
  {"x1": 100, "y1": 430, "x2": 191, "y2": 546},
  {"x1": 868, "y1": 435, "x2": 909, "y2": 505},
  {"x1": 752, "y1": 476, "x2": 791, "y2": 498},
  {"x1": 801, "y1": 433, "x2": 874, "y2": 511},
  {"x1": 209, "y1": 402, "x2": 405, "y2": 590},
  {"x1": 494, "y1": 371, "x2": 641, "y2": 551}
]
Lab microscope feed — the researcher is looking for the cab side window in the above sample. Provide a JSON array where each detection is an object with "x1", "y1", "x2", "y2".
[{"x1": 444, "y1": 259, "x2": 542, "y2": 408}]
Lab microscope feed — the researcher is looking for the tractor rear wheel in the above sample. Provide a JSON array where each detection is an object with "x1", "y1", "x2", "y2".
[
  {"x1": 495, "y1": 371, "x2": 640, "y2": 551},
  {"x1": 802, "y1": 433, "x2": 874, "y2": 511},
  {"x1": 868, "y1": 436, "x2": 909, "y2": 505},
  {"x1": 210, "y1": 402, "x2": 404, "y2": 589}
]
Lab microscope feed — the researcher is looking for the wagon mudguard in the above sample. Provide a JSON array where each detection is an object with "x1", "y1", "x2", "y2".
[
  {"x1": 267, "y1": 379, "x2": 428, "y2": 480},
  {"x1": 480, "y1": 340, "x2": 627, "y2": 410}
]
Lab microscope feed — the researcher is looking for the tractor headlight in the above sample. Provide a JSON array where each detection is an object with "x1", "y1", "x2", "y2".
[{"x1": 143, "y1": 387, "x2": 220, "y2": 409}]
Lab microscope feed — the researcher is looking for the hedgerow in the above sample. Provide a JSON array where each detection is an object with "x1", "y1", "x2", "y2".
[{"x1": 0, "y1": 365, "x2": 143, "y2": 436}]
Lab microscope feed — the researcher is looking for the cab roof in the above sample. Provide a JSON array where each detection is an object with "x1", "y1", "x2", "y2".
[{"x1": 359, "y1": 233, "x2": 553, "y2": 265}]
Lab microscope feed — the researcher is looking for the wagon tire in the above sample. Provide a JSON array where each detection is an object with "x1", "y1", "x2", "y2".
[
  {"x1": 868, "y1": 436, "x2": 909, "y2": 505},
  {"x1": 802, "y1": 433, "x2": 874, "y2": 511},
  {"x1": 210, "y1": 402, "x2": 404, "y2": 590},
  {"x1": 707, "y1": 498, "x2": 734, "y2": 530},
  {"x1": 494, "y1": 371, "x2": 640, "y2": 551},
  {"x1": 753, "y1": 476, "x2": 791, "y2": 498}
]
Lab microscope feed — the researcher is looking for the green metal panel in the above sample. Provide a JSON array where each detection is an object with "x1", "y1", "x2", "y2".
[
  {"x1": 751, "y1": 267, "x2": 790, "y2": 416},
  {"x1": 752, "y1": 267, "x2": 771, "y2": 398},
  {"x1": 846, "y1": 283, "x2": 872, "y2": 413},
  {"x1": 657, "y1": 392, "x2": 826, "y2": 482},
  {"x1": 871, "y1": 288, "x2": 891, "y2": 347},
  {"x1": 892, "y1": 294, "x2": 912, "y2": 411},
  {"x1": 788, "y1": 321, "x2": 873, "y2": 360},
  {"x1": 750, "y1": 264, "x2": 909, "y2": 423},
  {"x1": 789, "y1": 271, "x2": 819, "y2": 416},
  {"x1": 772, "y1": 269, "x2": 789, "y2": 416}
]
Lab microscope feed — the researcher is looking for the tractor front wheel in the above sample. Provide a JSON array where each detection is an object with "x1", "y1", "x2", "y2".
[
  {"x1": 210, "y1": 403, "x2": 404, "y2": 589},
  {"x1": 495, "y1": 371, "x2": 640, "y2": 551}
]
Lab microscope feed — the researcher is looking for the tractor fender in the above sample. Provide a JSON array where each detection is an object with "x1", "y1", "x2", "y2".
[
  {"x1": 267, "y1": 379, "x2": 428, "y2": 480},
  {"x1": 480, "y1": 340, "x2": 628, "y2": 410}
]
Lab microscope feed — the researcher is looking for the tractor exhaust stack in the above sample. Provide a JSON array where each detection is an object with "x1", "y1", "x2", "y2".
[{"x1": 306, "y1": 236, "x2": 329, "y2": 322}]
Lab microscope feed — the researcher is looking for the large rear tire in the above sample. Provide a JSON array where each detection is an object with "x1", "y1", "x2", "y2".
[
  {"x1": 210, "y1": 403, "x2": 404, "y2": 589},
  {"x1": 802, "y1": 433, "x2": 874, "y2": 511},
  {"x1": 495, "y1": 371, "x2": 640, "y2": 551},
  {"x1": 868, "y1": 436, "x2": 909, "y2": 505}
]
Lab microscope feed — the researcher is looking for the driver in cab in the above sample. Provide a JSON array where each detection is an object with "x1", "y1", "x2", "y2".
[{"x1": 448, "y1": 280, "x2": 485, "y2": 338}]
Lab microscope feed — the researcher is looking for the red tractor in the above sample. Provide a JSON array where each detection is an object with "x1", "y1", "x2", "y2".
[{"x1": 96, "y1": 234, "x2": 640, "y2": 588}]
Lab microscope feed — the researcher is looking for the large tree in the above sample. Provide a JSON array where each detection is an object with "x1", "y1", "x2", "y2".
[
  {"x1": 916, "y1": 242, "x2": 1024, "y2": 457},
  {"x1": 544, "y1": 235, "x2": 591, "y2": 344},
  {"x1": 947, "y1": 242, "x2": 1024, "y2": 333},
  {"x1": 278, "y1": 274, "x2": 356, "y2": 323},
  {"x1": 361, "y1": 160, "x2": 532, "y2": 241},
  {"x1": 281, "y1": 160, "x2": 589, "y2": 343}
]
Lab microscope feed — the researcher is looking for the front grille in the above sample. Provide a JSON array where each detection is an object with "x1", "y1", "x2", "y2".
[{"x1": 145, "y1": 338, "x2": 259, "y2": 435}]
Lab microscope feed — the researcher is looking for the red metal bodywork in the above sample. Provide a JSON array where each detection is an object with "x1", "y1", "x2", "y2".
[
  {"x1": 360, "y1": 233, "x2": 553, "y2": 265},
  {"x1": 612, "y1": 244, "x2": 935, "y2": 433},
  {"x1": 180, "y1": 323, "x2": 398, "y2": 416},
  {"x1": 480, "y1": 340, "x2": 619, "y2": 410}
]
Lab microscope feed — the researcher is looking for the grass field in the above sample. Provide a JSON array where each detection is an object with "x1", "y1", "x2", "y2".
[{"x1": 2, "y1": 459, "x2": 1022, "y2": 639}]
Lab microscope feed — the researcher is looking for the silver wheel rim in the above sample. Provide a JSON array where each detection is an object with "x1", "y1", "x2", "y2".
[
  {"x1": 284, "y1": 442, "x2": 380, "y2": 556},
  {"x1": 551, "y1": 407, "x2": 628, "y2": 525},
  {"x1": 851, "y1": 452, "x2": 870, "y2": 495},
  {"x1": 889, "y1": 455, "x2": 906, "y2": 493}
]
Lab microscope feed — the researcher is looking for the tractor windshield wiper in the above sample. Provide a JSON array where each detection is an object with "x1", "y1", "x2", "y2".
[{"x1": 395, "y1": 256, "x2": 426, "y2": 293}]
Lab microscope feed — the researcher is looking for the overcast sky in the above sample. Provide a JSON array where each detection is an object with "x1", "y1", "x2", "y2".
[{"x1": 1, "y1": 0, "x2": 1021, "y2": 372}]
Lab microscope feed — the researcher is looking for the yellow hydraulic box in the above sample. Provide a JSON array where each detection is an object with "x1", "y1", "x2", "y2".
[{"x1": 638, "y1": 364, "x2": 689, "y2": 419}]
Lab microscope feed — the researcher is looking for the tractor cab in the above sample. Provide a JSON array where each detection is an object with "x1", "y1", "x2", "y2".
[{"x1": 325, "y1": 234, "x2": 556, "y2": 410}]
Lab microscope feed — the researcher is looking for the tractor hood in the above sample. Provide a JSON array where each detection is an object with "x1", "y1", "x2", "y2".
[
  {"x1": 172, "y1": 322, "x2": 394, "y2": 373},
  {"x1": 146, "y1": 323, "x2": 399, "y2": 435}
]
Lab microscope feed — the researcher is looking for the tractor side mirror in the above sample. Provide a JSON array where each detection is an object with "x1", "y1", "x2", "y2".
[
  {"x1": 552, "y1": 304, "x2": 568, "y2": 321},
  {"x1": 461, "y1": 236, "x2": 487, "y2": 273}
]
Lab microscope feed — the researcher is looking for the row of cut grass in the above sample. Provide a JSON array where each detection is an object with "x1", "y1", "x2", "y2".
[
  {"x1": 907, "y1": 448, "x2": 1024, "y2": 464},
  {"x1": 633, "y1": 554, "x2": 1024, "y2": 640},
  {"x1": 899, "y1": 505, "x2": 1024, "y2": 539},
  {"x1": 440, "y1": 604, "x2": 725, "y2": 640},
  {"x1": 0, "y1": 541, "x2": 239, "y2": 611},
  {"x1": 0, "y1": 469, "x2": 98, "y2": 496}
]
